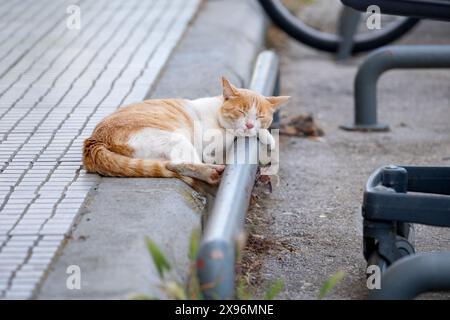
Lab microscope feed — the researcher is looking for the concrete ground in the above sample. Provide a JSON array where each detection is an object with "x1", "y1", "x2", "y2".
[
  {"x1": 249, "y1": 20, "x2": 450, "y2": 299},
  {"x1": 37, "y1": 0, "x2": 266, "y2": 299},
  {"x1": 0, "y1": 0, "x2": 203, "y2": 299}
]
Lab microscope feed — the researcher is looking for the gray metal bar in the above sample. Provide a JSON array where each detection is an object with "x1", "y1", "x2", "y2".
[
  {"x1": 336, "y1": 7, "x2": 361, "y2": 61},
  {"x1": 341, "y1": 45, "x2": 450, "y2": 131},
  {"x1": 197, "y1": 51, "x2": 279, "y2": 300},
  {"x1": 369, "y1": 252, "x2": 450, "y2": 300}
]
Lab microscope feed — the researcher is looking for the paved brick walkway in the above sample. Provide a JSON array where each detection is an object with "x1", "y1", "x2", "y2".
[{"x1": 0, "y1": 0, "x2": 200, "y2": 299}]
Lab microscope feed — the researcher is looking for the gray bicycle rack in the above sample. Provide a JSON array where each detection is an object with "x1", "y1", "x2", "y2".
[
  {"x1": 342, "y1": 0, "x2": 450, "y2": 300},
  {"x1": 341, "y1": 45, "x2": 450, "y2": 131},
  {"x1": 336, "y1": 7, "x2": 361, "y2": 61},
  {"x1": 341, "y1": 0, "x2": 450, "y2": 131},
  {"x1": 370, "y1": 252, "x2": 450, "y2": 300},
  {"x1": 196, "y1": 51, "x2": 280, "y2": 299},
  {"x1": 363, "y1": 165, "x2": 450, "y2": 299}
]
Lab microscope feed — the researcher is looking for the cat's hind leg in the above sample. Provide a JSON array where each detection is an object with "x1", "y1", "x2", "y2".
[
  {"x1": 127, "y1": 128, "x2": 224, "y2": 190},
  {"x1": 166, "y1": 162, "x2": 225, "y2": 185},
  {"x1": 165, "y1": 134, "x2": 225, "y2": 185}
]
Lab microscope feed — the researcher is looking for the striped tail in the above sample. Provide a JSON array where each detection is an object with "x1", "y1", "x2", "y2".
[{"x1": 83, "y1": 138, "x2": 201, "y2": 191}]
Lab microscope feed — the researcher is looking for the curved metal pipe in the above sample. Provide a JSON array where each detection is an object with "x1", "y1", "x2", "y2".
[
  {"x1": 259, "y1": 0, "x2": 418, "y2": 54},
  {"x1": 369, "y1": 252, "x2": 450, "y2": 300},
  {"x1": 341, "y1": 45, "x2": 450, "y2": 131}
]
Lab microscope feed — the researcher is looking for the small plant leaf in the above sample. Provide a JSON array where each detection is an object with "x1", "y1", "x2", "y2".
[
  {"x1": 189, "y1": 229, "x2": 200, "y2": 262},
  {"x1": 162, "y1": 281, "x2": 187, "y2": 300},
  {"x1": 236, "y1": 277, "x2": 253, "y2": 300},
  {"x1": 264, "y1": 279, "x2": 284, "y2": 300},
  {"x1": 318, "y1": 271, "x2": 345, "y2": 299},
  {"x1": 145, "y1": 237, "x2": 171, "y2": 279},
  {"x1": 186, "y1": 229, "x2": 203, "y2": 299}
]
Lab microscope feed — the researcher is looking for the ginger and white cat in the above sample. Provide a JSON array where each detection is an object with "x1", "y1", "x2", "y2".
[{"x1": 83, "y1": 77, "x2": 289, "y2": 191}]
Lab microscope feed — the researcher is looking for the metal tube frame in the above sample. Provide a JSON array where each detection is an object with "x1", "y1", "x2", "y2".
[
  {"x1": 369, "y1": 252, "x2": 450, "y2": 300},
  {"x1": 336, "y1": 7, "x2": 361, "y2": 61},
  {"x1": 341, "y1": 45, "x2": 450, "y2": 131},
  {"x1": 196, "y1": 51, "x2": 280, "y2": 299}
]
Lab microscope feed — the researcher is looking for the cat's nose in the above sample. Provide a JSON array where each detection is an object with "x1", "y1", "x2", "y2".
[{"x1": 245, "y1": 122, "x2": 254, "y2": 129}]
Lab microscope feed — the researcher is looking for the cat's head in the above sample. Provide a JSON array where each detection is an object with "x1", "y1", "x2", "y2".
[{"x1": 218, "y1": 77, "x2": 290, "y2": 136}]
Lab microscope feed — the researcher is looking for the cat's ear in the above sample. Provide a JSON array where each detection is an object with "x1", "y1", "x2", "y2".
[
  {"x1": 266, "y1": 96, "x2": 290, "y2": 110},
  {"x1": 221, "y1": 76, "x2": 239, "y2": 100}
]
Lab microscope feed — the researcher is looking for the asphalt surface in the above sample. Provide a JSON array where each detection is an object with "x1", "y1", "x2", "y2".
[{"x1": 250, "y1": 20, "x2": 450, "y2": 299}]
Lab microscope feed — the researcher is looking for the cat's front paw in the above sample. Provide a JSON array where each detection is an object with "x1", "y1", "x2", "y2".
[
  {"x1": 261, "y1": 133, "x2": 276, "y2": 150},
  {"x1": 258, "y1": 129, "x2": 276, "y2": 151},
  {"x1": 267, "y1": 134, "x2": 276, "y2": 151}
]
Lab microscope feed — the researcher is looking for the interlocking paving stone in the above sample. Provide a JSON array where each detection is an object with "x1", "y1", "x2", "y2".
[{"x1": 0, "y1": 0, "x2": 201, "y2": 299}]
